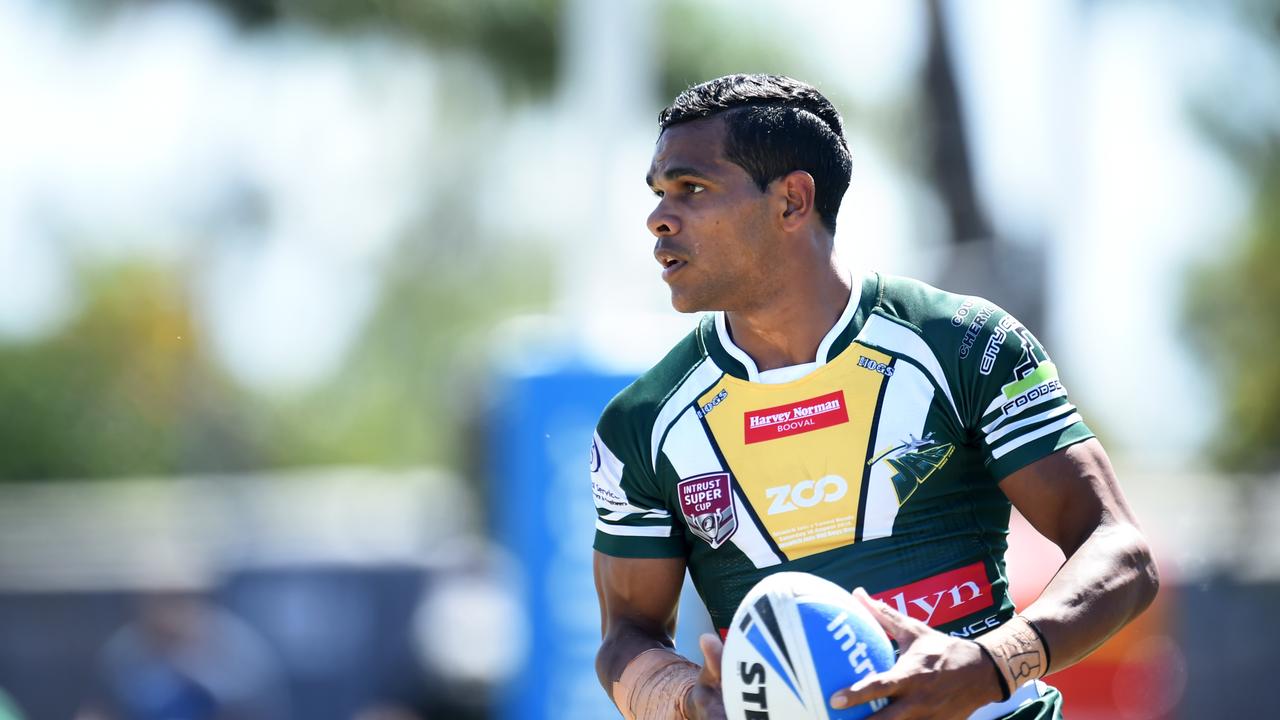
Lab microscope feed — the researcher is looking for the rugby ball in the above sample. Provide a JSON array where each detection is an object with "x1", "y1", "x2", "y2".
[{"x1": 721, "y1": 572, "x2": 895, "y2": 720}]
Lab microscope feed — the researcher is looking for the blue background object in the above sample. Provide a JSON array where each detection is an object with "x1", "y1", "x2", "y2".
[{"x1": 488, "y1": 366, "x2": 636, "y2": 720}]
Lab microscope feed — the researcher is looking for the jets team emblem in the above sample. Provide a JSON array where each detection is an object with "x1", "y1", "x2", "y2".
[{"x1": 677, "y1": 472, "x2": 737, "y2": 548}]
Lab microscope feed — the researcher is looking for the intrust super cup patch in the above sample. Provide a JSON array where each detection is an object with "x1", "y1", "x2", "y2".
[{"x1": 678, "y1": 472, "x2": 737, "y2": 548}]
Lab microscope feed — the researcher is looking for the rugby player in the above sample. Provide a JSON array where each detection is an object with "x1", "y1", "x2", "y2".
[{"x1": 591, "y1": 74, "x2": 1158, "y2": 720}]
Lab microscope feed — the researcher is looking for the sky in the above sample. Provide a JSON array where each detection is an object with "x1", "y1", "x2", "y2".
[{"x1": 0, "y1": 0, "x2": 1275, "y2": 463}]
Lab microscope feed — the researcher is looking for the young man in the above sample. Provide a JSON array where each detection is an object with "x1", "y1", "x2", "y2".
[{"x1": 591, "y1": 74, "x2": 1158, "y2": 720}]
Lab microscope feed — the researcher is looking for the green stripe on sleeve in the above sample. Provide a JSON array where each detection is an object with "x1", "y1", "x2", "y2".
[{"x1": 1001, "y1": 362, "x2": 1058, "y2": 399}]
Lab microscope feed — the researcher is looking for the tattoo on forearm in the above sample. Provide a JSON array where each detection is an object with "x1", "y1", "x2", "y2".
[
  {"x1": 1007, "y1": 650, "x2": 1042, "y2": 683},
  {"x1": 977, "y1": 616, "x2": 1049, "y2": 695}
]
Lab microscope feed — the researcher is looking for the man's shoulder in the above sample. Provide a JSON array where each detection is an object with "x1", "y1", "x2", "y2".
[
  {"x1": 866, "y1": 273, "x2": 1021, "y2": 374},
  {"x1": 874, "y1": 273, "x2": 985, "y2": 331},
  {"x1": 597, "y1": 320, "x2": 709, "y2": 437}
]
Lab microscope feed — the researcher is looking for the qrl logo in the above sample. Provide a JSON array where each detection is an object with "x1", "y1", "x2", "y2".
[{"x1": 764, "y1": 475, "x2": 848, "y2": 515}]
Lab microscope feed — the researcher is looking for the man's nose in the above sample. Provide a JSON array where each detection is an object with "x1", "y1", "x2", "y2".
[{"x1": 647, "y1": 204, "x2": 680, "y2": 237}]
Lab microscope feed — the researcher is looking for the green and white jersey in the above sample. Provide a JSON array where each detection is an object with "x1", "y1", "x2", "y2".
[{"x1": 591, "y1": 273, "x2": 1090, "y2": 717}]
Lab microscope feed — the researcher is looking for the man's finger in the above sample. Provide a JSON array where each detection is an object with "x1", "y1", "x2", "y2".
[
  {"x1": 829, "y1": 670, "x2": 902, "y2": 710},
  {"x1": 852, "y1": 587, "x2": 917, "y2": 643},
  {"x1": 698, "y1": 633, "x2": 724, "y2": 685}
]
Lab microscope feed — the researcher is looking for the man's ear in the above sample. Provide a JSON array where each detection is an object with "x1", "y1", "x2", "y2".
[{"x1": 778, "y1": 170, "x2": 817, "y2": 230}]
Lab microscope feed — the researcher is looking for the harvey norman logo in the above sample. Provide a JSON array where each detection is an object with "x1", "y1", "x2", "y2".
[{"x1": 744, "y1": 390, "x2": 849, "y2": 444}]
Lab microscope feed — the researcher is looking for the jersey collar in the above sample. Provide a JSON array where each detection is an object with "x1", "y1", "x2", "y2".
[{"x1": 699, "y1": 271, "x2": 881, "y2": 382}]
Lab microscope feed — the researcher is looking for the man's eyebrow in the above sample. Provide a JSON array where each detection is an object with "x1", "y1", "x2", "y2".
[{"x1": 645, "y1": 166, "x2": 714, "y2": 188}]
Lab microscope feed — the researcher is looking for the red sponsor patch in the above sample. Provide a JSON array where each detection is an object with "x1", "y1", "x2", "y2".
[
  {"x1": 743, "y1": 390, "x2": 849, "y2": 444},
  {"x1": 871, "y1": 562, "x2": 994, "y2": 627}
]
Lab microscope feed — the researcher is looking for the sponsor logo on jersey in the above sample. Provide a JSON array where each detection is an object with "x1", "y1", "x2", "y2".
[
  {"x1": 980, "y1": 315, "x2": 1039, "y2": 376},
  {"x1": 743, "y1": 391, "x2": 849, "y2": 444},
  {"x1": 950, "y1": 299, "x2": 975, "y2": 327},
  {"x1": 589, "y1": 438, "x2": 601, "y2": 473},
  {"x1": 866, "y1": 433, "x2": 955, "y2": 506},
  {"x1": 1000, "y1": 378, "x2": 1062, "y2": 417},
  {"x1": 857, "y1": 356, "x2": 894, "y2": 376},
  {"x1": 697, "y1": 388, "x2": 729, "y2": 418},
  {"x1": 592, "y1": 483, "x2": 630, "y2": 510},
  {"x1": 871, "y1": 562, "x2": 994, "y2": 628},
  {"x1": 958, "y1": 304, "x2": 995, "y2": 360},
  {"x1": 678, "y1": 472, "x2": 737, "y2": 548},
  {"x1": 764, "y1": 475, "x2": 848, "y2": 515},
  {"x1": 950, "y1": 613, "x2": 1001, "y2": 639}
]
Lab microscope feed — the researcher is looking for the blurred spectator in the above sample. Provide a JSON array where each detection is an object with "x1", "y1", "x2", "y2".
[
  {"x1": 76, "y1": 594, "x2": 288, "y2": 720},
  {"x1": 351, "y1": 704, "x2": 424, "y2": 720}
]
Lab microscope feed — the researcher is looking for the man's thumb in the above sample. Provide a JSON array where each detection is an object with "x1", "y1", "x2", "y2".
[
  {"x1": 698, "y1": 633, "x2": 724, "y2": 684},
  {"x1": 852, "y1": 586, "x2": 916, "y2": 643}
]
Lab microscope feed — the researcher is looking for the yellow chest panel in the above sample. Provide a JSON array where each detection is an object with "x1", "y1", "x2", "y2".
[{"x1": 697, "y1": 346, "x2": 894, "y2": 559}]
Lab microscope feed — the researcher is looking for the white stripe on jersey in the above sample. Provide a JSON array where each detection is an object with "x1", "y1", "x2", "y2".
[
  {"x1": 650, "y1": 357, "x2": 723, "y2": 473},
  {"x1": 600, "y1": 509, "x2": 671, "y2": 521},
  {"x1": 662, "y1": 406, "x2": 781, "y2": 569},
  {"x1": 854, "y1": 314, "x2": 961, "y2": 424},
  {"x1": 985, "y1": 403, "x2": 1077, "y2": 445},
  {"x1": 712, "y1": 282, "x2": 859, "y2": 381},
  {"x1": 982, "y1": 386, "x2": 1069, "y2": 434},
  {"x1": 592, "y1": 431, "x2": 664, "y2": 518},
  {"x1": 715, "y1": 312, "x2": 761, "y2": 381},
  {"x1": 861, "y1": 360, "x2": 935, "y2": 540},
  {"x1": 990, "y1": 413, "x2": 1083, "y2": 460},
  {"x1": 662, "y1": 408, "x2": 723, "y2": 478},
  {"x1": 595, "y1": 519, "x2": 672, "y2": 537}
]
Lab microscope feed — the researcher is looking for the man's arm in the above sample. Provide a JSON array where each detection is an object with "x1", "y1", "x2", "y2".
[
  {"x1": 830, "y1": 438, "x2": 1159, "y2": 717},
  {"x1": 995, "y1": 437, "x2": 1160, "y2": 674},
  {"x1": 595, "y1": 552, "x2": 724, "y2": 719}
]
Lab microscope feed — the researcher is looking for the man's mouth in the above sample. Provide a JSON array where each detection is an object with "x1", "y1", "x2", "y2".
[{"x1": 655, "y1": 249, "x2": 688, "y2": 280}]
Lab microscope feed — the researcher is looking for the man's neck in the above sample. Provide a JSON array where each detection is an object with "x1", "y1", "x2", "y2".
[{"x1": 724, "y1": 264, "x2": 853, "y2": 373}]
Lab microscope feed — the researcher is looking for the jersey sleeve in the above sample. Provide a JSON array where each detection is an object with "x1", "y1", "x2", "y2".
[
  {"x1": 591, "y1": 410, "x2": 686, "y2": 558},
  {"x1": 958, "y1": 307, "x2": 1094, "y2": 479}
]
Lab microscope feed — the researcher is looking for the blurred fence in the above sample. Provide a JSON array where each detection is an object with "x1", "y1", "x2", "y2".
[
  {"x1": 0, "y1": 469, "x2": 523, "y2": 720},
  {"x1": 0, "y1": 457, "x2": 1277, "y2": 719}
]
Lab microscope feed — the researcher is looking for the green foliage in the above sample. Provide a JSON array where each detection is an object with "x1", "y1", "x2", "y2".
[
  {"x1": 276, "y1": 0, "x2": 563, "y2": 100},
  {"x1": 654, "y1": 1, "x2": 801, "y2": 106},
  {"x1": 0, "y1": 265, "x2": 261, "y2": 480},
  {"x1": 259, "y1": 244, "x2": 553, "y2": 469},
  {"x1": 0, "y1": 248, "x2": 551, "y2": 481},
  {"x1": 1185, "y1": 143, "x2": 1280, "y2": 472},
  {"x1": 1182, "y1": 0, "x2": 1280, "y2": 473}
]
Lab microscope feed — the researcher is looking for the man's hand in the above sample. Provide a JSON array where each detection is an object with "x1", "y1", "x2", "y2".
[
  {"x1": 829, "y1": 589, "x2": 1004, "y2": 719},
  {"x1": 683, "y1": 633, "x2": 727, "y2": 720}
]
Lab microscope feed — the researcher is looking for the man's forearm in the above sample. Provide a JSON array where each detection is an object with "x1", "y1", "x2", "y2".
[
  {"x1": 597, "y1": 621, "x2": 699, "y2": 719},
  {"x1": 988, "y1": 520, "x2": 1159, "y2": 682}
]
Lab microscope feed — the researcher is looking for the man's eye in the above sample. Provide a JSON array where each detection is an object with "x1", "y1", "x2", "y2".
[
  {"x1": 652, "y1": 189, "x2": 665, "y2": 198},
  {"x1": 687, "y1": 183, "x2": 705, "y2": 194}
]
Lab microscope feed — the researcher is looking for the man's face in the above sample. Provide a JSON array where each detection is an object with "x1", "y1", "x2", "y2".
[{"x1": 646, "y1": 117, "x2": 779, "y2": 313}]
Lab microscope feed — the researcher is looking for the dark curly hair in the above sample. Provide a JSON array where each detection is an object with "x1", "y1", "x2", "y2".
[{"x1": 659, "y1": 74, "x2": 852, "y2": 234}]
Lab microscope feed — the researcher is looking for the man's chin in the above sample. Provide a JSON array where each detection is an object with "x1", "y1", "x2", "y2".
[{"x1": 668, "y1": 292, "x2": 706, "y2": 314}]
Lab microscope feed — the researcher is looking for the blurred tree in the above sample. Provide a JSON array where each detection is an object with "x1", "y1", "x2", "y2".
[
  {"x1": 0, "y1": 264, "x2": 264, "y2": 480},
  {"x1": 260, "y1": 245, "x2": 553, "y2": 470},
  {"x1": 1183, "y1": 0, "x2": 1280, "y2": 473},
  {"x1": 219, "y1": 0, "x2": 562, "y2": 99},
  {"x1": 653, "y1": 1, "x2": 799, "y2": 104},
  {"x1": 0, "y1": 250, "x2": 551, "y2": 480},
  {"x1": 1185, "y1": 143, "x2": 1280, "y2": 473}
]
